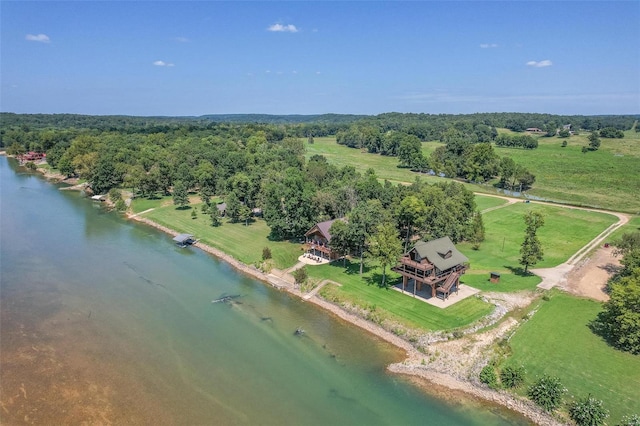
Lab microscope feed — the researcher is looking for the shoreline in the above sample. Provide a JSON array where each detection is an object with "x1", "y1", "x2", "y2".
[
  {"x1": 128, "y1": 212, "x2": 561, "y2": 426},
  {"x1": 5, "y1": 156, "x2": 557, "y2": 424}
]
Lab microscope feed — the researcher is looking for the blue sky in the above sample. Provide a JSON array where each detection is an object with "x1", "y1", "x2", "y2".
[{"x1": 2, "y1": 1, "x2": 639, "y2": 116}]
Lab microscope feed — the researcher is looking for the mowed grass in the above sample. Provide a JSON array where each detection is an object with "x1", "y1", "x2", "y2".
[
  {"x1": 607, "y1": 215, "x2": 640, "y2": 242},
  {"x1": 306, "y1": 137, "x2": 449, "y2": 185},
  {"x1": 475, "y1": 195, "x2": 509, "y2": 212},
  {"x1": 495, "y1": 131, "x2": 640, "y2": 213},
  {"x1": 503, "y1": 291, "x2": 640, "y2": 424},
  {"x1": 457, "y1": 202, "x2": 617, "y2": 291},
  {"x1": 140, "y1": 202, "x2": 301, "y2": 269},
  {"x1": 309, "y1": 260, "x2": 493, "y2": 331}
]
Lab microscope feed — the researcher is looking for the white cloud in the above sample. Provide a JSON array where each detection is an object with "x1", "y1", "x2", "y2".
[
  {"x1": 153, "y1": 60, "x2": 174, "y2": 67},
  {"x1": 175, "y1": 37, "x2": 190, "y2": 43},
  {"x1": 267, "y1": 23, "x2": 298, "y2": 33},
  {"x1": 526, "y1": 60, "x2": 553, "y2": 68},
  {"x1": 480, "y1": 43, "x2": 498, "y2": 48},
  {"x1": 25, "y1": 34, "x2": 50, "y2": 43}
]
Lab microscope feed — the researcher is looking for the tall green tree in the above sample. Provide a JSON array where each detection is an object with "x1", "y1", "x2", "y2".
[
  {"x1": 209, "y1": 203, "x2": 221, "y2": 226},
  {"x1": 172, "y1": 180, "x2": 190, "y2": 209},
  {"x1": 469, "y1": 211, "x2": 485, "y2": 250},
  {"x1": 225, "y1": 191, "x2": 242, "y2": 222},
  {"x1": 367, "y1": 222, "x2": 403, "y2": 287},
  {"x1": 328, "y1": 219, "x2": 353, "y2": 266},
  {"x1": 519, "y1": 211, "x2": 545, "y2": 272},
  {"x1": 349, "y1": 199, "x2": 390, "y2": 275},
  {"x1": 588, "y1": 132, "x2": 601, "y2": 151},
  {"x1": 397, "y1": 195, "x2": 427, "y2": 252}
]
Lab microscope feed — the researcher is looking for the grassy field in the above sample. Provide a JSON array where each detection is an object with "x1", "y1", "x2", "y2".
[
  {"x1": 502, "y1": 291, "x2": 640, "y2": 424},
  {"x1": 305, "y1": 133, "x2": 640, "y2": 213},
  {"x1": 457, "y1": 202, "x2": 618, "y2": 291},
  {"x1": 306, "y1": 137, "x2": 448, "y2": 186},
  {"x1": 475, "y1": 195, "x2": 508, "y2": 212},
  {"x1": 494, "y1": 131, "x2": 640, "y2": 213},
  {"x1": 137, "y1": 200, "x2": 301, "y2": 269},
  {"x1": 309, "y1": 260, "x2": 494, "y2": 331}
]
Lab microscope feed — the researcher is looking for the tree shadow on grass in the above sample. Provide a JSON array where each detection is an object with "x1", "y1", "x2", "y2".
[
  {"x1": 341, "y1": 259, "x2": 371, "y2": 275},
  {"x1": 364, "y1": 272, "x2": 400, "y2": 289},
  {"x1": 504, "y1": 265, "x2": 533, "y2": 277},
  {"x1": 175, "y1": 205, "x2": 192, "y2": 211}
]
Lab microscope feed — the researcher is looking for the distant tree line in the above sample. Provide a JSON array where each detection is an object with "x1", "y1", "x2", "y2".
[{"x1": 0, "y1": 115, "x2": 484, "y2": 254}]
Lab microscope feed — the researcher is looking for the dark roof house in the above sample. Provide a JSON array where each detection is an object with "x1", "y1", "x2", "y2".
[
  {"x1": 411, "y1": 237, "x2": 468, "y2": 271},
  {"x1": 393, "y1": 236, "x2": 468, "y2": 300},
  {"x1": 303, "y1": 218, "x2": 346, "y2": 261}
]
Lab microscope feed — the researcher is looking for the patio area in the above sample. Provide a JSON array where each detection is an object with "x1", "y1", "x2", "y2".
[
  {"x1": 297, "y1": 253, "x2": 330, "y2": 265},
  {"x1": 392, "y1": 281, "x2": 480, "y2": 308}
]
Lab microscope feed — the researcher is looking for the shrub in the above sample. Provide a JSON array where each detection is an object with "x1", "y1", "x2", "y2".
[
  {"x1": 262, "y1": 246, "x2": 272, "y2": 260},
  {"x1": 479, "y1": 365, "x2": 498, "y2": 389},
  {"x1": 114, "y1": 198, "x2": 127, "y2": 212},
  {"x1": 108, "y1": 188, "x2": 122, "y2": 201},
  {"x1": 527, "y1": 375, "x2": 566, "y2": 412},
  {"x1": 618, "y1": 414, "x2": 640, "y2": 426},
  {"x1": 569, "y1": 394, "x2": 608, "y2": 426},
  {"x1": 191, "y1": 209, "x2": 197, "y2": 219},
  {"x1": 500, "y1": 365, "x2": 526, "y2": 389},
  {"x1": 293, "y1": 267, "x2": 308, "y2": 285}
]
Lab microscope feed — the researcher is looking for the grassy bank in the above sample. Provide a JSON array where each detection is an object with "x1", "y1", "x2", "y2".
[
  {"x1": 502, "y1": 291, "x2": 640, "y2": 424},
  {"x1": 309, "y1": 260, "x2": 494, "y2": 332},
  {"x1": 136, "y1": 200, "x2": 301, "y2": 269}
]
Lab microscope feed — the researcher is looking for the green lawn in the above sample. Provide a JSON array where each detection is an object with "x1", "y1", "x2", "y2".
[
  {"x1": 141, "y1": 202, "x2": 301, "y2": 269},
  {"x1": 502, "y1": 291, "x2": 640, "y2": 424},
  {"x1": 495, "y1": 132, "x2": 640, "y2": 213},
  {"x1": 607, "y1": 215, "x2": 640, "y2": 243},
  {"x1": 306, "y1": 137, "x2": 451, "y2": 186},
  {"x1": 308, "y1": 260, "x2": 493, "y2": 332},
  {"x1": 130, "y1": 195, "x2": 171, "y2": 214},
  {"x1": 457, "y1": 203, "x2": 617, "y2": 291},
  {"x1": 475, "y1": 195, "x2": 509, "y2": 212}
]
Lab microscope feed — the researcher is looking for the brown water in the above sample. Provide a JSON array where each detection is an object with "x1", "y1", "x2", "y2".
[{"x1": 0, "y1": 156, "x2": 527, "y2": 425}]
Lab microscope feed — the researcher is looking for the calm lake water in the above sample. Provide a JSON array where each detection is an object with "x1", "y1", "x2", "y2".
[{"x1": 0, "y1": 156, "x2": 526, "y2": 425}]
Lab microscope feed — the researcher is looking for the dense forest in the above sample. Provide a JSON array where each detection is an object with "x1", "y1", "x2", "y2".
[{"x1": 1, "y1": 112, "x2": 637, "y2": 247}]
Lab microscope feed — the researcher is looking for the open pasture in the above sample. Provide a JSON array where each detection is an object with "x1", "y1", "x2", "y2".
[{"x1": 495, "y1": 132, "x2": 640, "y2": 213}]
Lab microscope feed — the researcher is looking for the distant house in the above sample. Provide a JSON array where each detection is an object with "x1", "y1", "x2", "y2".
[
  {"x1": 18, "y1": 151, "x2": 46, "y2": 164},
  {"x1": 216, "y1": 203, "x2": 227, "y2": 217},
  {"x1": 392, "y1": 237, "x2": 468, "y2": 300},
  {"x1": 303, "y1": 218, "x2": 345, "y2": 260},
  {"x1": 526, "y1": 128, "x2": 543, "y2": 133}
]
